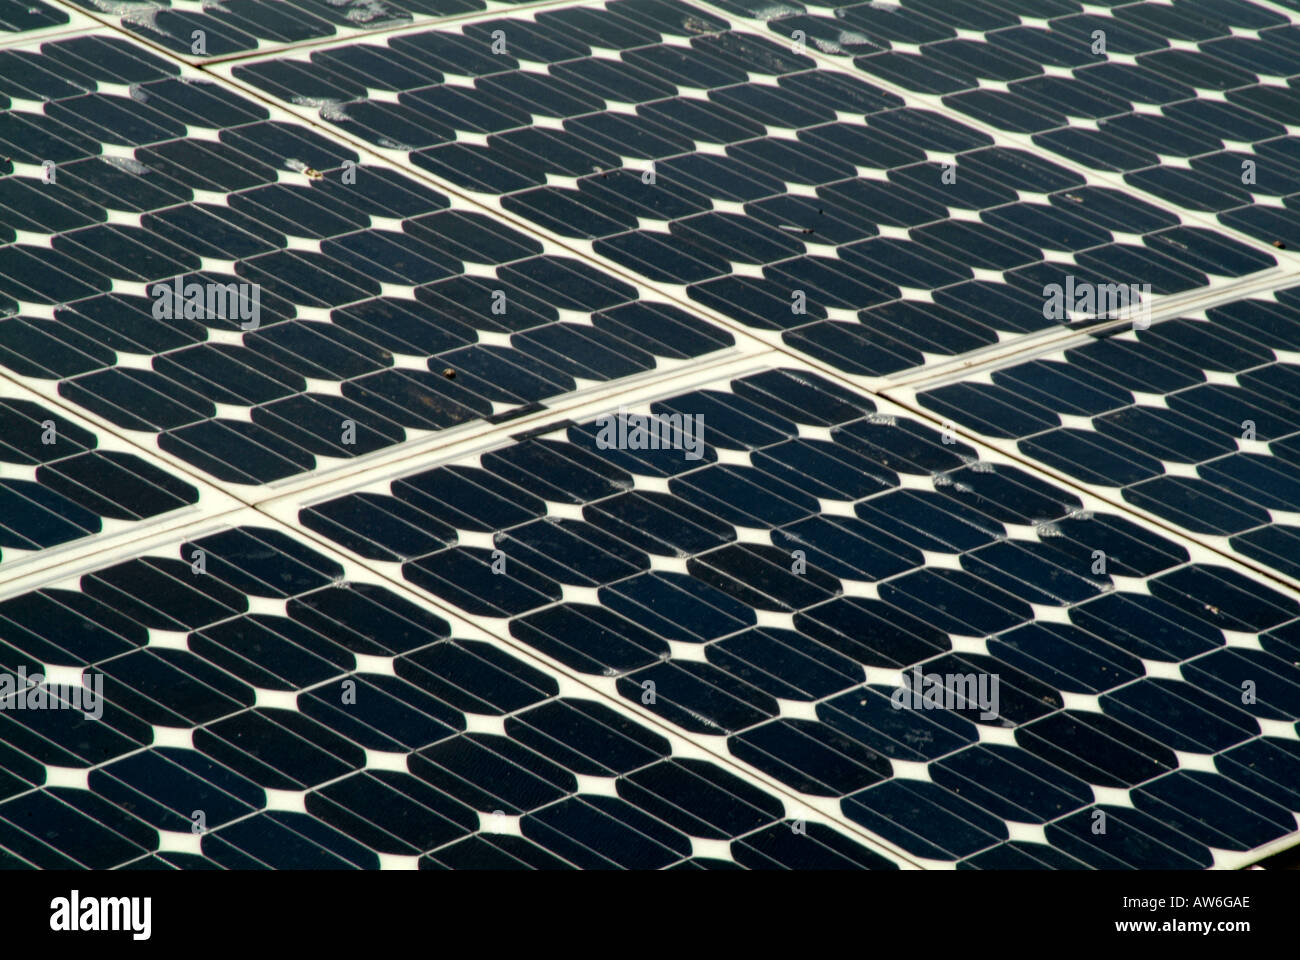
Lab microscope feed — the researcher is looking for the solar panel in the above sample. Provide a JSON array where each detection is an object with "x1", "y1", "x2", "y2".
[
  {"x1": 0, "y1": 509, "x2": 905, "y2": 869},
  {"x1": 223, "y1": 0, "x2": 1288, "y2": 384},
  {"x1": 269, "y1": 361, "x2": 1300, "y2": 868},
  {"x1": 908, "y1": 284, "x2": 1300, "y2": 585},
  {"x1": 0, "y1": 373, "x2": 236, "y2": 583},
  {"x1": 64, "y1": 0, "x2": 534, "y2": 60},
  {"x1": 1, "y1": 0, "x2": 1299, "y2": 874},
  {"x1": 0, "y1": 31, "x2": 736, "y2": 489}
]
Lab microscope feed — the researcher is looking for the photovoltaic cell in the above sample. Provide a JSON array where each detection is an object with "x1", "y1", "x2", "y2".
[{"x1": 0, "y1": 0, "x2": 67, "y2": 33}]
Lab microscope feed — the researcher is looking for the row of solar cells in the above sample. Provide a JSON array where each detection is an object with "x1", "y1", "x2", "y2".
[
  {"x1": 232, "y1": 0, "x2": 1279, "y2": 379},
  {"x1": 918, "y1": 286, "x2": 1300, "y2": 582},
  {"x1": 0, "y1": 523, "x2": 897, "y2": 869},
  {"x1": 0, "y1": 0, "x2": 65, "y2": 33},
  {"x1": 746, "y1": 0, "x2": 1300, "y2": 248},
  {"x1": 66, "y1": 0, "x2": 529, "y2": 59},
  {"x1": 0, "y1": 396, "x2": 196, "y2": 561},
  {"x1": 297, "y1": 367, "x2": 1300, "y2": 866},
  {"x1": 0, "y1": 34, "x2": 734, "y2": 485}
]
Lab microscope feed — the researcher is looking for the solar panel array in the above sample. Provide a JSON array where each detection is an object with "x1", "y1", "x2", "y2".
[
  {"x1": 226, "y1": 0, "x2": 1286, "y2": 380},
  {"x1": 283, "y1": 363, "x2": 1300, "y2": 868},
  {"x1": 0, "y1": 0, "x2": 1298, "y2": 870}
]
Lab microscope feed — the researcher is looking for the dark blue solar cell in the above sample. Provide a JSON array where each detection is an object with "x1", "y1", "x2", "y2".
[
  {"x1": 1125, "y1": 475, "x2": 1272, "y2": 536},
  {"x1": 620, "y1": 758, "x2": 780, "y2": 839},
  {"x1": 990, "y1": 622, "x2": 1144, "y2": 695},
  {"x1": 83, "y1": 557, "x2": 245, "y2": 630},
  {"x1": 771, "y1": 515, "x2": 920, "y2": 582},
  {"x1": 0, "y1": 790, "x2": 152, "y2": 869},
  {"x1": 1020, "y1": 428, "x2": 1165, "y2": 487},
  {"x1": 298, "y1": 675, "x2": 462, "y2": 753},
  {"x1": 91, "y1": 748, "x2": 264, "y2": 834},
  {"x1": 411, "y1": 733, "x2": 575, "y2": 814},
  {"x1": 195, "y1": 708, "x2": 365, "y2": 790},
  {"x1": 1216, "y1": 738, "x2": 1300, "y2": 813},
  {"x1": 881, "y1": 568, "x2": 1032, "y2": 637},
  {"x1": 509, "y1": 698, "x2": 669, "y2": 776},
  {"x1": 932, "y1": 744, "x2": 1094, "y2": 823},
  {"x1": 671, "y1": 465, "x2": 819, "y2": 528},
  {"x1": 920, "y1": 383, "x2": 1059, "y2": 439},
  {"x1": 938, "y1": 464, "x2": 1082, "y2": 524},
  {"x1": 204, "y1": 810, "x2": 378, "y2": 870},
  {"x1": 620, "y1": 660, "x2": 776, "y2": 734},
  {"x1": 1070, "y1": 591, "x2": 1225, "y2": 662},
  {"x1": 920, "y1": 652, "x2": 1061, "y2": 725},
  {"x1": 37, "y1": 451, "x2": 197, "y2": 522},
  {"x1": 601, "y1": 571, "x2": 756, "y2": 644},
  {"x1": 423, "y1": 833, "x2": 575, "y2": 870},
  {"x1": 784, "y1": 322, "x2": 923, "y2": 377},
  {"x1": 816, "y1": 173, "x2": 941, "y2": 225},
  {"x1": 404, "y1": 546, "x2": 561, "y2": 617},
  {"x1": 796, "y1": 596, "x2": 950, "y2": 668},
  {"x1": 597, "y1": 229, "x2": 731, "y2": 283},
  {"x1": 732, "y1": 820, "x2": 897, "y2": 870},
  {"x1": 840, "y1": 236, "x2": 970, "y2": 289},
  {"x1": 844, "y1": 779, "x2": 1008, "y2": 860},
  {"x1": 97, "y1": 648, "x2": 252, "y2": 726},
  {"x1": 817, "y1": 687, "x2": 976, "y2": 763},
  {"x1": 583, "y1": 491, "x2": 734, "y2": 556},
  {"x1": 553, "y1": 60, "x2": 676, "y2": 103},
  {"x1": 1133, "y1": 769, "x2": 1295, "y2": 852},
  {"x1": 1151, "y1": 564, "x2": 1299, "y2": 633},
  {"x1": 1095, "y1": 406, "x2": 1238, "y2": 463},
  {"x1": 308, "y1": 770, "x2": 478, "y2": 855},
  {"x1": 751, "y1": 438, "x2": 897, "y2": 500},
  {"x1": 397, "y1": 639, "x2": 557, "y2": 715},
  {"x1": 959, "y1": 841, "x2": 1088, "y2": 870},
  {"x1": 1180, "y1": 648, "x2": 1300, "y2": 724},
  {"x1": 1017, "y1": 711, "x2": 1177, "y2": 788},
  {"x1": 523, "y1": 794, "x2": 692, "y2": 869},
  {"x1": 961, "y1": 540, "x2": 1105, "y2": 606},
  {"x1": 182, "y1": 527, "x2": 342, "y2": 597},
  {"x1": 708, "y1": 628, "x2": 862, "y2": 701},
  {"x1": 506, "y1": 188, "x2": 637, "y2": 240},
  {"x1": 288, "y1": 582, "x2": 449, "y2": 658},
  {"x1": 1046, "y1": 804, "x2": 1212, "y2": 869},
  {"x1": 731, "y1": 718, "x2": 892, "y2": 796},
  {"x1": 834, "y1": 419, "x2": 975, "y2": 474},
  {"x1": 0, "y1": 686, "x2": 149, "y2": 767},
  {"x1": 0, "y1": 588, "x2": 145, "y2": 665},
  {"x1": 482, "y1": 439, "x2": 631, "y2": 504},
  {"x1": 497, "y1": 518, "x2": 648, "y2": 585},
  {"x1": 511, "y1": 602, "x2": 667, "y2": 674},
  {"x1": 1199, "y1": 454, "x2": 1300, "y2": 513},
  {"x1": 395, "y1": 466, "x2": 545, "y2": 532},
  {"x1": 688, "y1": 543, "x2": 840, "y2": 611},
  {"x1": 690, "y1": 275, "x2": 830, "y2": 331}
]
